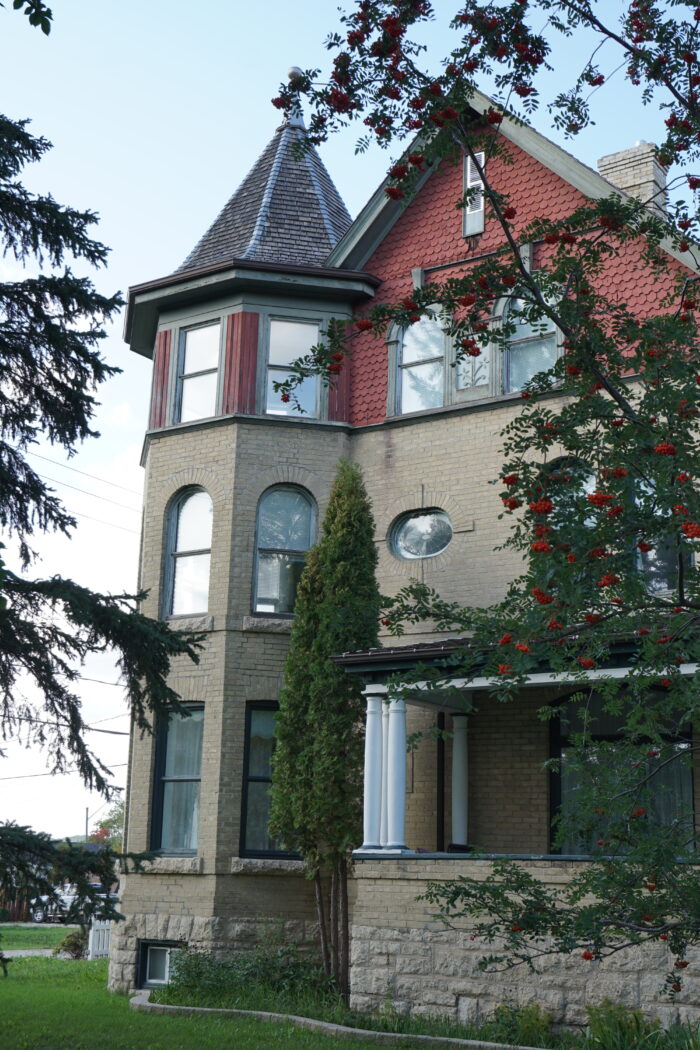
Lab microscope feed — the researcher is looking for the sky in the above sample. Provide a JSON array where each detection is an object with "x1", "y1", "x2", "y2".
[{"x1": 0, "y1": 0, "x2": 673, "y2": 840}]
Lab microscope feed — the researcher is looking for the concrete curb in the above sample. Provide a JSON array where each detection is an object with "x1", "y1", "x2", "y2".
[{"x1": 129, "y1": 989, "x2": 546, "y2": 1050}]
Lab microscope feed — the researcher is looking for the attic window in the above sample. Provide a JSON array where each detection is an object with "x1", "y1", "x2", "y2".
[{"x1": 463, "y1": 152, "x2": 485, "y2": 237}]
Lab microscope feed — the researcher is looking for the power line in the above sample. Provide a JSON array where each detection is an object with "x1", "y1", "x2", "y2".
[
  {"x1": 69, "y1": 510, "x2": 139, "y2": 536},
  {"x1": 38, "y1": 472, "x2": 141, "y2": 513},
  {"x1": 77, "y1": 678, "x2": 128, "y2": 689},
  {"x1": 12, "y1": 715, "x2": 129, "y2": 736},
  {"x1": 25, "y1": 450, "x2": 142, "y2": 496},
  {"x1": 0, "y1": 763, "x2": 127, "y2": 782}
]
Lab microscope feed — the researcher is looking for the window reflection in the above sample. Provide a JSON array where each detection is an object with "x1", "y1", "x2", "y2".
[
  {"x1": 397, "y1": 317, "x2": 445, "y2": 414},
  {"x1": 254, "y1": 486, "x2": 316, "y2": 614},
  {"x1": 391, "y1": 509, "x2": 453, "y2": 560},
  {"x1": 503, "y1": 298, "x2": 558, "y2": 393},
  {"x1": 243, "y1": 707, "x2": 283, "y2": 854},
  {"x1": 178, "y1": 324, "x2": 220, "y2": 422},
  {"x1": 170, "y1": 489, "x2": 212, "y2": 615},
  {"x1": 266, "y1": 320, "x2": 319, "y2": 417}
]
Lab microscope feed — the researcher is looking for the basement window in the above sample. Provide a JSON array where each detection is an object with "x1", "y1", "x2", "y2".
[{"x1": 138, "y1": 942, "x2": 180, "y2": 987}]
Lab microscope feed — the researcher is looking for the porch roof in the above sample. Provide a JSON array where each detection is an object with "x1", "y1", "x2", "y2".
[{"x1": 332, "y1": 636, "x2": 694, "y2": 701}]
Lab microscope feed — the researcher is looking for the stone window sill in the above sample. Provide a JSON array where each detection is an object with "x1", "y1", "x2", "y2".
[
  {"x1": 142, "y1": 856, "x2": 204, "y2": 875},
  {"x1": 230, "y1": 857, "x2": 306, "y2": 876},
  {"x1": 241, "y1": 616, "x2": 293, "y2": 634}
]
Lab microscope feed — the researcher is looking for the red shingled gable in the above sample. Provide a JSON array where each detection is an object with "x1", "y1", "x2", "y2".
[{"x1": 346, "y1": 136, "x2": 694, "y2": 427}]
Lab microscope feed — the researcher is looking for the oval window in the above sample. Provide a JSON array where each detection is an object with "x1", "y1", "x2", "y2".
[{"x1": 391, "y1": 509, "x2": 453, "y2": 560}]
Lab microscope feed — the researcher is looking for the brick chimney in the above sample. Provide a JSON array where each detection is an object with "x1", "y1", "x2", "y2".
[{"x1": 597, "y1": 141, "x2": 667, "y2": 217}]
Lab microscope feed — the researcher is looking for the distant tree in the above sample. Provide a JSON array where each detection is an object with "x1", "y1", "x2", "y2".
[
  {"x1": 269, "y1": 459, "x2": 381, "y2": 998},
  {"x1": 90, "y1": 799, "x2": 125, "y2": 852}
]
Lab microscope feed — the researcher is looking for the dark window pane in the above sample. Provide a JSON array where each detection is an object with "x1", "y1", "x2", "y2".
[
  {"x1": 248, "y1": 709, "x2": 276, "y2": 777},
  {"x1": 245, "y1": 781, "x2": 278, "y2": 853}
]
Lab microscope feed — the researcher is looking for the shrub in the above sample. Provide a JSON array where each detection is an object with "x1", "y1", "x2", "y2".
[
  {"x1": 169, "y1": 938, "x2": 333, "y2": 1001},
  {"x1": 482, "y1": 1004, "x2": 556, "y2": 1048},
  {"x1": 52, "y1": 929, "x2": 87, "y2": 959}
]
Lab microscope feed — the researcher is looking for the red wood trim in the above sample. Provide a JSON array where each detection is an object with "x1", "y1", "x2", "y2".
[
  {"x1": 222, "y1": 314, "x2": 238, "y2": 415},
  {"x1": 237, "y1": 313, "x2": 259, "y2": 415},
  {"x1": 223, "y1": 311, "x2": 260, "y2": 415},
  {"x1": 148, "y1": 330, "x2": 172, "y2": 430},
  {"x1": 327, "y1": 357, "x2": 350, "y2": 422}
]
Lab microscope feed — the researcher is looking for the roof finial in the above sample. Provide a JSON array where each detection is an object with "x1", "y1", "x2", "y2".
[{"x1": 286, "y1": 66, "x2": 305, "y2": 129}]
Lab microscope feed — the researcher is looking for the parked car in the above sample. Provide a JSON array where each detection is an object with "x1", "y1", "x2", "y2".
[{"x1": 30, "y1": 883, "x2": 118, "y2": 924}]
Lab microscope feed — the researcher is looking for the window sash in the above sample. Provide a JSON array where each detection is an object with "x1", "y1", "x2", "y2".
[
  {"x1": 241, "y1": 705, "x2": 295, "y2": 856},
  {"x1": 266, "y1": 320, "x2": 320, "y2": 417},
  {"x1": 177, "y1": 324, "x2": 220, "y2": 422},
  {"x1": 152, "y1": 708, "x2": 203, "y2": 854}
]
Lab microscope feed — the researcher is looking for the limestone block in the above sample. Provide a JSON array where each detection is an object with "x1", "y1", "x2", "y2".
[
  {"x1": 457, "y1": 995, "x2": 485, "y2": 1025},
  {"x1": 395, "y1": 953, "x2": 433, "y2": 976}
]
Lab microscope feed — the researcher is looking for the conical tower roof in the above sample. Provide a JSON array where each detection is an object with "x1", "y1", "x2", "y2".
[{"x1": 177, "y1": 109, "x2": 352, "y2": 273}]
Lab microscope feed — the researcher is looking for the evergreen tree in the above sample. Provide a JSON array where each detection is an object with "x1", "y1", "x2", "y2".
[
  {"x1": 270, "y1": 459, "x2": 381, "y2": 997},
  {"x1": 0, "y1": 1, "x2": 199, "y2": 908}
]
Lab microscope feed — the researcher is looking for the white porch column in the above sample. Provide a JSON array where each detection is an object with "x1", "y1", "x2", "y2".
[
  {"x1": 385, "y1": 695, "x2": 408, "y2": 851},
  {"x1": 379, "y1": 700, "x2": 390, "y2": 847},
  {"x1": 450, "y1": 713, "x2": 469, "y2": 850},
  {"x1": 358, "y1": 684, "x2": 387, "y2": 851}
]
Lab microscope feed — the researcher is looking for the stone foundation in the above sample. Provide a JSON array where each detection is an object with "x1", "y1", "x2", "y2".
[
  {"x1": 349, "y1": 856, "x2": 700, "y2": 1029},
  {"x1": 108, "y1": 911, "x2": 318, "y2": 993}
]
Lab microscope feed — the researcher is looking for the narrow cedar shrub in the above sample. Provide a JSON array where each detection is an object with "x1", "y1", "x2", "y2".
[{"x1": 269, "y1": 459, "x2": 381, "y2": 995}]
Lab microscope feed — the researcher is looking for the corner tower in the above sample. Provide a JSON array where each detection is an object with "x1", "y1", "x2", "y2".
[{"x1": 110, "y1": 89, "x2": 376, "y2": 993}]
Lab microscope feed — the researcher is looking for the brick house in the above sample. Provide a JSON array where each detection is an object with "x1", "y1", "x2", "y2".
[{"x1": 110, "y1": 90, "x2": 700, "y2": 1025}]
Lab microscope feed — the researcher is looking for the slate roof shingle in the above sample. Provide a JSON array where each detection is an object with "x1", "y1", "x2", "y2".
[{"x1": 177, "y1": 116, "x2": 352, "y2": 273}]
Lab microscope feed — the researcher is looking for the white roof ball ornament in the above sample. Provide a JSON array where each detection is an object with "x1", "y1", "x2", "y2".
[{"x1": 286, "y1": 66, "x2": 306, "y2": 129}]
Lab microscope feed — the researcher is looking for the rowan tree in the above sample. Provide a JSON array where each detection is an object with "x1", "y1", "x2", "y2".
[
  {"x1": 270, "y1": 0, "x2": 700, "y2": 996},
  {"x1": 269, "y1": 459, "x2": 381, "y2": 998}
]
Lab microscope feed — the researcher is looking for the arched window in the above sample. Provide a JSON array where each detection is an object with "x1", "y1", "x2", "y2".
[
  {"x1": 254, "y1": 486, "x2": 316, "y2": 614},
  {"x1": 395, "y1": 314, "x2": 447, "y2": 414},
  {"x1": 166, "y1": 488, "x2": 213, "y2": 616},
  {"x1": 502, "y1": 295, "x2": 559, "y2": 393}
]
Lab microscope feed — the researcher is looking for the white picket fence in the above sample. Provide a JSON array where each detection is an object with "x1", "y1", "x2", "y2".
[{"x1": 88, "y1": 919, "x2": 111, "y2": 960}]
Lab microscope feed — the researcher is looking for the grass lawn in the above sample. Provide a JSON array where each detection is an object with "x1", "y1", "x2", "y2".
[
  {"x1": 0, "y1": 924, "x2": 77, "y2": 951},
  {"x1": 0, "y1": 957, "x2": 415, "y2": 1050}
]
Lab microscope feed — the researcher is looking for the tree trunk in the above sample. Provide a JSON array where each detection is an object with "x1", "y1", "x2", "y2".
[
  {"x1": 314, "y1": 870, "x2": 330, "y2": 976},
  {"x1": 329, "y1": 862, "x2": 339, "y2": 984},
  {"x1": 339, "y1": 854, "x2": 350, "y2": 1002}
]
